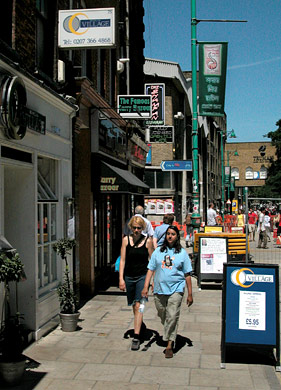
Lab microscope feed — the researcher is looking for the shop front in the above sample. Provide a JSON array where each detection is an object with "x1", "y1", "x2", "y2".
[{"x1": 0, "y1": 59, "x2": 76, "y2": 339}]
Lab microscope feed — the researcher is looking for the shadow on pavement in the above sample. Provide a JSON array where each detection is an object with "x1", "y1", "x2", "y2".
[
  {"x1": 225, "y1": 346, "x2": 277, "y2": 366},
  {"x1": 123, "y1": 327, "x2": 193, "y2": 354}
]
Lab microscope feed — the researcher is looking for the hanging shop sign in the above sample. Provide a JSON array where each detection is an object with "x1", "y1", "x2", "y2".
[
  {"x1": 144, "y1": 83, "x2": 165, "y2": 126},
  {"x1": 198, "y1": 42, "x2": 228, "y2": 117},
  {"x1": 128, "y1": 137, "x2": 148, "y2": 168},
  {"x1": 117, "y1": 95, "x2": 152, "y2": 118},
  {"x1": 98, "y1": 118, "x2": 126, "y2": 162},
  {"x1": 0, "y1": 74, "x2": 46, "y2": 140},
  {"x1": 148, "y1": 126, "x2": 174, "y2": 143},
  {"x1": 58, "y1": 8, "x2": 115, "y2": 49}
]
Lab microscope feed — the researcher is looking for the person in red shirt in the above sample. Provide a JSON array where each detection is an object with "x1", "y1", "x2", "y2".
[{"x1": 248, "y1": 208, "x2": 258, "y2": 241}]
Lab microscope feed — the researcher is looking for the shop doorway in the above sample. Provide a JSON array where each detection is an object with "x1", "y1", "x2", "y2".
[{"x1": 3, "y1": 163, "x2": 35, "y2": 330}]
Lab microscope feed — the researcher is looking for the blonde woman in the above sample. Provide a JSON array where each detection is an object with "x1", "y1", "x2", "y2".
[{"x1": 119, "y1": 216, "x2": 154, "y2": 351}]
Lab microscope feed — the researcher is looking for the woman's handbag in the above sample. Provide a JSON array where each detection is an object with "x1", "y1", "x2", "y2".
[{"x1": 115, "y1": 255, "x2": 121, "y2": 272}]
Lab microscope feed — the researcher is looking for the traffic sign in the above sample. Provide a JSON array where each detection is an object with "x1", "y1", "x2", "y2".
[{"x1": 161, "y1": 160, "x2": 192, "y2": 171}]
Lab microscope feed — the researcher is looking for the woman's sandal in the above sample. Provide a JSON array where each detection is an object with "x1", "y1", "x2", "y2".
[{"x1": 165, "y1": 348, "x2": 173, "y2": 358}]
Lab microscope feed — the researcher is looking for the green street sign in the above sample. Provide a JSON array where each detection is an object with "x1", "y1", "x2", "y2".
[{"x1": 117, "y1": 95, "x2": 152, "y2": 119}]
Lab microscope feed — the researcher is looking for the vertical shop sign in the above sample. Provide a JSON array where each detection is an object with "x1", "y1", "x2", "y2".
[
  {"x1": 199, "y1": 42, "x2": 228, "y2": 117},
  {"x1": 144, "y1": 84, "x2": 165, "y2": 125}
]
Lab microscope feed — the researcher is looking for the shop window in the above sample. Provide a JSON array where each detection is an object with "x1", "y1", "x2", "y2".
[
  {"x1": 36, "y1": 0, "x2": 56, "y2": 79},
  {"x1": 245, "y1": 167, "x2": 254, "y2": 180},
  {"x1": 144, "y1": 169, "x2": 172, "y2": 189},
  {"x1": 37, "y1": 156, "x2": 58, "y2": 295},
  {"x1": 231, "y1": 167, "x2": 239, "y2": 180},
  {"x1": 260, "y1": 166, "x2": 267, "y2": 179}
]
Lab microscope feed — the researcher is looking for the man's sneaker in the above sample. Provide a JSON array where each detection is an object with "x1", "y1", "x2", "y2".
[{"x1": 131, "y1": 338, "x2": 140, "y2": 351}]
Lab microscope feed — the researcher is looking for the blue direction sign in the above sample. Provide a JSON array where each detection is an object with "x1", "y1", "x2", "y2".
[{"x1": 161, "y1": 160, "x2": 192, "y2": 171}]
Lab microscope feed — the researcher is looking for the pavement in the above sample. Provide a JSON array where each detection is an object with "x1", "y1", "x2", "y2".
[{"x1": 4, "y1": 237, "x2": 281, "y2": 390}]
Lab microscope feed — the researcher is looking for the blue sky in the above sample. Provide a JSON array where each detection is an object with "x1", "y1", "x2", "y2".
[{"x1": 143, "y1": 0, "x2": 281, "y2": 142}]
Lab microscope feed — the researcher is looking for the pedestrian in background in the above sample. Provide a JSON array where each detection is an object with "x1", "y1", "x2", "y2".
[
  {"x1": 153, "y1": 214, "x2": 174, "y2": 249},
  {"x1": 141, "y1": 225, "x2": 193, "y2": 359},
  {"x1": 119, "y1": 216, "x2": 154, "y2": 351},
  {"x1": 123, "y1": 205, "x2": 154, "y2": 237},
  {"x1": 257, "y1": 207, "x2": 268, "y2": 249},
  {"x1": 237, "y1": 209, "x2": 245, "y2": 230},
  {"x1": 248, "y1": 208, "x2": 258, "y2": 241},
  {"x1": 185, "y1": 214, "x2": 194, "y2": 248},
  {"x1": 207, "y1": 203, "x2": 218, "y2": 226},
  {"x1": 264, "y1": 210, "x2": 271, "y2": 242}
]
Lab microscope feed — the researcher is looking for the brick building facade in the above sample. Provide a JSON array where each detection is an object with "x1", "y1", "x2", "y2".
[{"x1": 225, "y1": 141, "x2": 276, "y2": 205}]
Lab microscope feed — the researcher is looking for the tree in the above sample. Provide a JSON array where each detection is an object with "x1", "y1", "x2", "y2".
[{"x1": 261, "y1": 119, "x2": 281, "y2": 196}]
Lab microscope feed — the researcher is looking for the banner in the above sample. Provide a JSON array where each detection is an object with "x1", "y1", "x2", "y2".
[
  {"x1": 198, "y1": 42, "x2": 228, "y2": 117},
  {"x1": 225, "y1": 166, "x2": 231, "y2": 185}
]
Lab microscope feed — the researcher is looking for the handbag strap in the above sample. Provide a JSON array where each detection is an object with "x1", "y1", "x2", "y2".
[{"x1": 129, "y1": 234, "x2": 145, "y2": 248}]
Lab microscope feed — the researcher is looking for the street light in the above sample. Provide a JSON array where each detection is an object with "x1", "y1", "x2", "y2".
[
  {"x1": 174, "y1": 112, "x2": 188, "y2": 224},
  {"x1": 190, "y1": 0, "x2": 246, "y2": 227},
  {"x1": 219, "y1": 128, "x2": 237, "y2": 219},
  {"x1": 227, "y1": 129, "x2": 237, "y2": 139},
  {"x1": 225, "y1": 149, "x2": 239, "y2": 207}
]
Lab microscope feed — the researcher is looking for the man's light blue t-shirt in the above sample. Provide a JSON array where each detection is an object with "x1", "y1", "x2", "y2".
[
  {"x1": 148, "y1": 247, "x2": 192, "y2": 295},
  {"x1": 153, "y1": 223, "x2": 169, "y2": 247}
]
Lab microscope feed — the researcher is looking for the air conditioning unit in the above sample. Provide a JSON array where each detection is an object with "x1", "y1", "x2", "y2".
[{"x1": 58, "y1": 60, "x2": 65, "y2": 83}]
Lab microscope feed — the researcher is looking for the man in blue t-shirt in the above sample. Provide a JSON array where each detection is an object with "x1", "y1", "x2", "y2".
[{"x1": 153, "y1": 214, "x2": 174, "y2": 249}]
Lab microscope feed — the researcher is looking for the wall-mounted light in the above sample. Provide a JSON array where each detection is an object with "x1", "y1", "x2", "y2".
[
  {"x1": 117, "y1": 58, "x2": 130, "y2": 73},
  {"x1": 174, "y1": 112, "x2": 184, "y2": 120}
]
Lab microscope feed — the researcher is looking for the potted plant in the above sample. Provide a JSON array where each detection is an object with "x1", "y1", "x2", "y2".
[
  {"x1": 53, "y1": 238, "x2": 80, "y2": 332},
  {"x1": 0, "y1": 248, "x2": 26, "y2": 386}
]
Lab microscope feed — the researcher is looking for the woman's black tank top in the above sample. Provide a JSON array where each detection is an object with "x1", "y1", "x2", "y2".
[{"x1": 124, "y1": 235, "x2": 149, "y2": 277}]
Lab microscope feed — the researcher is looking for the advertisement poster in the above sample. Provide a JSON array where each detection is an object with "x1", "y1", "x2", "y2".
[
  {"x1": 156, "y1": 199, "x2": 165, "y2": 214},
  {"x1": 145, "y1": 199, "x2": 157, "y2": 214},
  {"x1": 164, "y1": 199, "x2": 174, "y2": 214},
  {"x1": 239, "y1": 291, "x2": 266, "y2": 331},
  {"x1": 200, "y1": 237, "x2": 227, "y2": 274},
  {"x1": 145, "y1": 199, "x2": 174, "y2": 215}
]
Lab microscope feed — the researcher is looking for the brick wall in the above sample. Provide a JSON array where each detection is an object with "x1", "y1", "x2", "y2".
[{"x1": 225, "y1": 142, "x2": 276, "y2": 187}]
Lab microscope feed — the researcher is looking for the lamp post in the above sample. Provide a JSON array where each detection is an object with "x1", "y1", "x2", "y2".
[
  {"x1": 190, "y1": 0, "x2": 246, "y2": 227},
  {"x1": 226, "y1": 148, "x2": 239, "y2": 205},
  {"x1": 220, "y1": 129, "x2": 237, "y2": 219},
  {"x1": 191, "y1": 0, "x2": 201, "y2": 228},
  {"x1": 174, "y1": 111, "x2": 187, "y2": 224}
]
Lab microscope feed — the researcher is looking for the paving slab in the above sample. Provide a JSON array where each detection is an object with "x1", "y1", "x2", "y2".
[
  {"x1": 131, "y1": 366, "x2": 190, "y2": 386},
  {"x1": 20, "y1": 272, "x2": 281, "y2": 390},
  {"x1": 75, "y1": 363, "x2": 136, "y2": 382},
  {"x1": 190, "y1": 368, "x2": 253, "y2": 388}
]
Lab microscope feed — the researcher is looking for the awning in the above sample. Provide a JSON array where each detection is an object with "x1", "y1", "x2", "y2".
[{"x1": 100, "y1": 162, "x2": 149, "y2": 195}]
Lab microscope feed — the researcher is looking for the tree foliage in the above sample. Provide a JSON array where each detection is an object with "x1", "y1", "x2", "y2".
[{"x1": 261, "y1": 119, "x2": 281, "y2": 196}]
